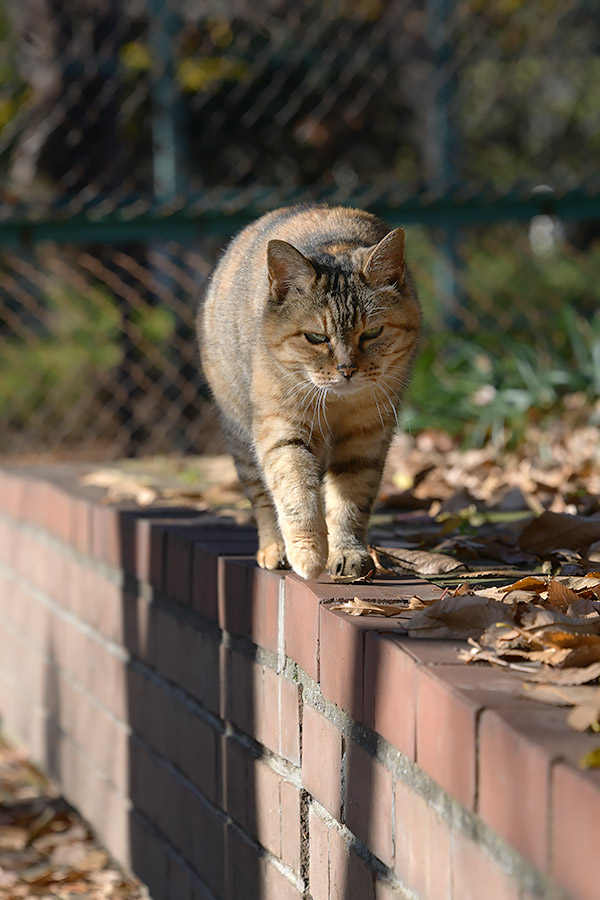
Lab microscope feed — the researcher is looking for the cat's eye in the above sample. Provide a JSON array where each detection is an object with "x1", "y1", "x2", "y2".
[
  {"x1": 305, "y1": 332, "x2": 329, "y2": 345},
  {"x1": 361, "y1": 325, "x2": 383, "y2": 341}
]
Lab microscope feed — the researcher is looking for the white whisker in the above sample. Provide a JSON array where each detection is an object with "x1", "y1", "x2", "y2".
[
  {"x1": 369, "y1": 384, "x2": 385, "y2": 430},
  {"x1": 374, "y1": 381, "x2": 400, "y2": 430}
]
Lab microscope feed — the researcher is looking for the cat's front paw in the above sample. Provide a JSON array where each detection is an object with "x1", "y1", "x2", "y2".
[
  {"x1": 286, "y1": 533, "x2": 328, "y2": 581},
  {"x1": 328, "y1": 547, "x2": 375, "y2": 580},
  {"x1": 257, "y1": 541, "x2": 288, "y2": 570}
]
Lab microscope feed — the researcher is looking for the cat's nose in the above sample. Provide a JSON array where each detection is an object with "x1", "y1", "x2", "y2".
[{"x1": 337, "y1": 362, "x2": 358, "y2": 380}]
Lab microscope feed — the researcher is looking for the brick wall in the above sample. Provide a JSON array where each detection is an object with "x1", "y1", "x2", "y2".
[{"x1": 0, "y1": 465, "x2": 597, "y2": 900}]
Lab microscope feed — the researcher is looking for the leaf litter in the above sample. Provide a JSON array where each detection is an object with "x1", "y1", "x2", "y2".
[{"x1": 0, "y1": 739, "x2": 148, "y2": 900}]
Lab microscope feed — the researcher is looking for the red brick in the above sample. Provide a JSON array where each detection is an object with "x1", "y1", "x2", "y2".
[
  {"x1": 128, "y1": 662, "x2": 218, "y2": 802},
  {"x1": 364, "y1": 633, "x2": 416, "y2": 760},
  {"x1": 129, "y1": 813, "x2": 169, "y2": 900},
  {"x1": 178, "y1": 711, "x2": 218, "y2": 804},
  {"x1": 222, "y1": 647, "x2": 255, "y2": 732},
  {"x1": 320, "y1": 608, "x2": 364, "y2": 719},
  {"x1": 478, "y1": 706, "x2": 592, "y2": 872},
  {"x1": 0, "y1": 517, "x2": 16, "y2": 566},
  {"x1": 57, "y1": 673, "x2": 129, "y2": 793},
  {"x1": 221, "y1": 735, "x2": 251, "y2": 828},
  {"x1": 345, "y1": 743, "x2": 393, "y2": 868},
  {"x1": 249, "y1": 757, "x2": 282, "y2": 857},
  {"x1": 262, "y1": 665, "x2": 300, "y2": 764},
  {"x1": 261, "y1": 857, "x2": 303, "y2": 900},
  {"x1": 224, "y1": 651, "x2": 300, "y2": 763},
  {"x1": 74, "y1": 568, "x2": 124, "y2": 643},
  {"x1": 0, "y1": 469, "x2": 26, "y2": 519},
  {"x1": 280, "y1": 780, "x2": 302, "y2": 873},
  {"x1": 309, "y1": 805, "x2": 330, "y2": 900},
  {"x1": 122, "y1": 591, "x2": 154, "y2": 663},
  {"x1": 130, "y1": 515, "x2": 167, "y2": 587},
  {"x1": 180, "y1": 621, "x2": 221, "y2": 714},
  {"x1": 130, "y1": 740, "x2": 192, "y2": 859},
  {"x1": 451, "y1": 830, "x2": 520, "y2": 900},
  {"x1": 188, "y1": 793, "x2": 225, "y2": 898},
  {"x1": 219, "y1": 557, "x2": 281, "y2": 652},
  {"x1": 43, "y1": 482, "x2": 74, "y2": 545},
  {"x1": 192, "y1": 543, "x2": 219, "y2": 621},
  {"x1": 552, "y1": 762, "x2": 600, "y2": 900},
  {"x1": 224, "y1": 822, "x2": 263, "y2": 900},
  {"x1": 302, "y1": 703, "x2": 343, "y2": 819},
  {"x1": 46, "y1": 548, "x2": 70, "y2": 610},
  {"x1": 165, "y1": 527, "x2": 195, "y2": 605},
  {"x1": 71, "y1": 496, "x2": 93, "y2": 557},
  {"x1": 284, "y1": 575, "x2": 321, "y2": 681},
  {"x1": 91, "y1": 504, "x2": 122, "y2": 568},
  {"x1": 21, "y1": 475, "x2": 48, "y2": 532},
  {"x1": 152, "y1": 605, "x2": 186, "y2": 683},
  {"x1": 167, "y1": 856, "x2": 194, "y2": 900},
  {"x1": 88, "y1": 640, "x2": 128, "y2": 721},
  {"x1": 394, "y1": 779, "x2": 451, "y2": 898},
  {"x1": 329, "y1": 824, "x2": 375, "y2": 900},
  {"x1": 415, "y1": 666, "x2": 479, "y2": 809}
]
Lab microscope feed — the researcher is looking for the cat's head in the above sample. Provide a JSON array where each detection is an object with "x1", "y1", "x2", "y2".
[{"x1": 263, "y1": 228, "x2": 421, "y2": 397}]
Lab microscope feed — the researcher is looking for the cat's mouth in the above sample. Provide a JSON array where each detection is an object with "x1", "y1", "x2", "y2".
[{"x1": 325, "y1": 376, "x2": 365, "y2": 395}]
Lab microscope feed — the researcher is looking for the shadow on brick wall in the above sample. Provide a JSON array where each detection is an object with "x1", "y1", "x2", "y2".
[{"x1": 118, "y1": 506, "x2": 261, "y2": 900}]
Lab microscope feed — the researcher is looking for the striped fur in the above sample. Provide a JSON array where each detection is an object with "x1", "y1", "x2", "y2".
[{"x1": 197, "y1": 205, "x2": 421, "y2": 580}]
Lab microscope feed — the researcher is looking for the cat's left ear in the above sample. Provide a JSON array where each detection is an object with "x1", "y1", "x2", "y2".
[
  {"x1": 267, "y1": 240, "x2": 317, "y2": 302},
  {"x1": 363, "y1": 228, "x2": 405, "y2": 287}
]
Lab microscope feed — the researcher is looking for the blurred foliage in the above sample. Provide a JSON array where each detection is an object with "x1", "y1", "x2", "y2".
[
  {"x1": 0, "y1": 279, "x2": 177, "y2": 436},
  {"x1": 0, "y1": 0, "x2": 597, "y2": 199},
  {"x1": 401, "y1": 226, "x2": 600, "y2": 446}
]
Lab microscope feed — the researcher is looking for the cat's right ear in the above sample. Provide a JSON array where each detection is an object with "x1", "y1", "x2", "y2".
[
  {"x1": 267, "y1": 240, "x2": 316, "y2": 302},
  {"x1": 363, "y1": 228, "x2": 405, "y2": 288}
]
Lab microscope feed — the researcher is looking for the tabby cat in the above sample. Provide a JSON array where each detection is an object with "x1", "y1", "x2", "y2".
[{"x1": 198, "y1": 205, "x2": 421, "y2": 580}]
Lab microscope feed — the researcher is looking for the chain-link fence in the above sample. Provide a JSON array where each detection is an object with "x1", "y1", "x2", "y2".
[{"x1": 0, "y1": 0, "x2": 599, "y2": 458}]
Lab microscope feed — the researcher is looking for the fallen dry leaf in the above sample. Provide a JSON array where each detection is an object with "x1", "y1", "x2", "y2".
[
  {"x1": 500, "y1": 576, "x2": 547, "y2": 593},
  {"x1": 567, "y1": 694, "x2": 600, "y2": 732},
  {"x1": 0, "y1": 738, "x2": 149, "y2": 900},
  {"x1": 547, "y1": 579, "x2": 580, "y2": 610},
  {"x1": 518, "y1": 683, "x2": 600, "y2": 706},
  {"x1": 519, "y1": 511, "x2": 600, "y2": 556},
  {"x1": 374, "y1": 546, "x2": 465, "y2": 576},
  {"x1": 405, "y1": 595, "x2": 514, "y2": 639},
  {"x1": 328, "y1": 597, "x2": 406, "y2": 617}
]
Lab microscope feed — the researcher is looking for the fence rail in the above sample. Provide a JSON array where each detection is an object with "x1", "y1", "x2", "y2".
[{"x1": 1, "y1": 0, "x2": 598, "y2": 458}]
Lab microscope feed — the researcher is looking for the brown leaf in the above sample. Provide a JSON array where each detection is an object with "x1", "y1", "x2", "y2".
[
  {"x1": 405, "y1": 595, "x2": 514, "y2": 639},
  {"x1": 526, "y1": 662, "x2": 600, "y2": 685},
  {"x1": 328, "y1": 597, "x2": 406, "y2": 617},
  {"x1": 547, "y1": 579, "x2": 580, "y2": 611},
  {"x1": 539, "y1": 630, "x2": 600, "y2": 650},
  {"x1": 567, "y1": 695, "x2": 600, "y2": 731},
  {"x1": 519, "y1": 511, "x2": 600, "y2": 556},
  {"x1": 51, "y1": 843, "x2": 108, "y2": 873},
  {"x1": 500, "y1": 576, "x2": 547, "y2": 593},
  {"x1": 519, "y1": 683, "x2": 600, "y2": 706},
  {"x1": 0, "y1": 826, "x2": 29, "y2": 852},
  {"x1": 330, "y1": 567, "x2": 375, "y2": 584},
  {"x1": 408, "y1": 594, "x2": 441, "y2": 609},
  {"x1": 374, "y1": 546, "x2": 464, "y2": 576}
]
